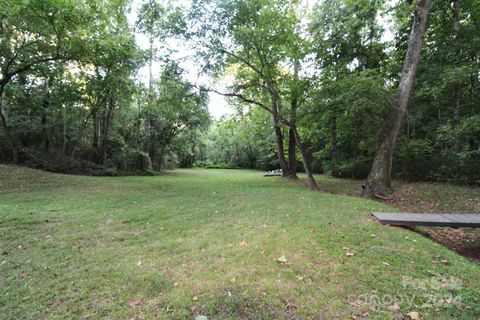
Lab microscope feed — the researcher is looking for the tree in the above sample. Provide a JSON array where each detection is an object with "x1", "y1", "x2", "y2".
[
  {"x1": 363, "y1": 0, "x2": 432, "y2": 197},
  {"x1": 0, "y1": 0, "x2": 89, "y2": 162},
  {"x1": 309, "y1": 0, "x2": 386, "y2": 177},
  {"x1": 184, "y1": 0, "x2": 319, "y2": 189},
  {"x1": 141, "y1": 63, "x2": 210, "y2": 169}
]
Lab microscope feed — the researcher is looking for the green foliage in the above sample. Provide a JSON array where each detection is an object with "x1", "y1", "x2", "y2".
[
  {"x1": 141, "y1": 62, "x2": 210, "y2": 170},
  {"x1": 299, "y1": 70, "x2": 393, "y2": 178},
  {"x1": 201, "y1": 110, "x2": 278, "y2": 170},
  {"x1": 114, "y1": 146, "x2": 153, "y2": 174},
  {"x1": 0, "y1": 0, "x2": 209, "y2": 174},
  {"x1": 1, "y1": 0, "x2": 479, "y2": 184},
  {"x1": 204, "y1": 163, "x2": 240, "y2": 169}
]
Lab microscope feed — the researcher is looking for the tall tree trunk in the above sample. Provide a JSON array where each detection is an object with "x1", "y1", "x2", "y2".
[
  {"x1": 191, "y1": 131, "x2": 197, "y2": 167},
  {"x1": 331, "y1": 105, "x2": 338, "y2": 177},
  {"x1": 270, "y1": 94, "x2": 294, "y2": 177},
  {"x1": 71, "y1": 110, "x2": 94, "y2": 158},
  {"x1": 451, "y1": 0, "x2": 462, "y2": 178},
  {"x1": 471, "y1": 73, "x2": 478, "y2": 114},
  {"x1": 92, "y1": 109, "x2": 100, "y2": 150},
  {"x1": 452, "y1": 0, "x2": 461, "y2": 125},
  {"x1": 0, "y1": 84, "x2": 18, "y2": 163},
  {"x1": 247, "y1": 145, "x2": 256, "y2": 168},
  {"x1": 288, "y1": 128, "x2": 297, "y2": 176},
  {"x1": 352, "y1": 147, "x2": 357, "y2": 179},
  {"x1": 146, "y1": 34, "x2": 155, "y2": 160},
  {"x1": 287, "y1": 59, "x2": 300, "y2": 179},
  {"x1": 41, "y1": 78, "x2": 50, "y2": 152},
  {"x1": 292, "y1": 125, "x2": 319, "y2": 190},
  {"x1": 287, "y1": 94, "x2": 298, "y2": 178},
  {"x1": 363, "y1": 0, "x2": 431, "y2": 197},
  {"x1": 272, "y1": 112, "x2": 291, "y2": 177},
  {"x1": 62, "y1": 103, "x2": 67, "y2": 155},
  {"x1": 101, "y1": 94, "x2": 114, "y2": 165},
  {"x1": 148, "y1": 117, "x2": 156, "y2": 161},
  {"x1": 452, "y1": 85, "x2": 461, "y2": 124}
]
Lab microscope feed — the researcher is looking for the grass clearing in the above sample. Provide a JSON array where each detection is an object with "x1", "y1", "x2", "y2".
[{"x1": 0, "y1": 165, "x2": 479, "y2": 319}]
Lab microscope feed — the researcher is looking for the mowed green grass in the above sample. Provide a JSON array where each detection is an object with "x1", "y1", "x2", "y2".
[{"x1": 0, "y1": 165, "x2": 479, "y2": 320}]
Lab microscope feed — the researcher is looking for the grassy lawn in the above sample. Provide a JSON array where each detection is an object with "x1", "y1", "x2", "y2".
[{"x1": 1, "y1": 165, "x2": 479, "y2": 319}]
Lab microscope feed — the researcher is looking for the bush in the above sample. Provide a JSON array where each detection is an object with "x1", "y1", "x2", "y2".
[
  {"x1": 25, "y1": 150, "x2": 104, "y2": 175},
  {"x1": 162, "y1": 150, "x2": 179, "y2": 169},
  {"x1": 114, "y1": 146, "x2": 153, "y2": 174},
  {"x1": 204, "y1": 163, "x2": 240, "y2": 169},
  {"x1": 193, "y1": 160, "x2": 208, "y2": 168},
  {"x1": 395, "y1": 138, "x2": 435, "y2": 181}
]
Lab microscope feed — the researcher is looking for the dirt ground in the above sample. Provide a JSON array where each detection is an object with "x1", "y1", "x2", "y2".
[
  {"x1": 317, "y1": 177, "x2": 480, "y2": 263},
  {"x1": 383, "y1": 184, "x2": 480, "y2": 263}
]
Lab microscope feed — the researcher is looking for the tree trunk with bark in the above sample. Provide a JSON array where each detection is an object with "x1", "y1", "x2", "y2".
[
  {"x1": 471, "y1": 72, "x2": 478, "y2": 114},
  {"x1": 452, "y1": 0, "x2": 461, "y2": 126},
  {"x1": 292, "y1": 125, "x2": 319, "y2": 190},
  {"x1": 93, "y1": 109, "x2": 100, "y2": 150},
  {"x1": 61, "y1": 103, "x2": 67, "y2": 155},
  {"x1": 331, "y1": 105, "x2": 338, "y2": 177},
  {"x1": 271, "y1": 95, "x2": 295, "y2": 178},
  {"x1": 71, "y1": 109, "x2": 94, "y2": 158},
  {"x1": 101, "y1": 94, "x2": 114, "y2": 165},
  {"x1": 272, "y1": 112, "x2": 292, "y2": 177},
  {"x1": 0, "y1": 84, "x2": 18, "y2": 163},
  {"x1": 288, "y1": 128, "x2": 297, "y2": 177},
  {"x1": 41, "y1": 78, "x2": 51, "y2": 152},
  {"x1": 451, "y1": 0, "x2": 462, "y2": 178},
  {"x1": 363, "y1": 0, "x2": 431, "y2": 197},
  {"x1": 287, "y1": 92, "x2": 298, "y2": 178},
  {"x1": 287, "y1": 59, "x2": 300, "y2": 179}
]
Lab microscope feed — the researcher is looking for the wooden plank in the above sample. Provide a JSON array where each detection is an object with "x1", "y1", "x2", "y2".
[
  {"x1": 371, "y1": 212, "x2": 480, "y2": 228},
  {"x1": 442, "y1": 214, "x2": 480, "y2": 224}
]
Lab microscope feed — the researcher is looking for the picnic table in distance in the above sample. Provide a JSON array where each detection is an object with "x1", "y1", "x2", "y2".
[{"x1": 264, "y1": 169, "x2": 282, "y2": 177}]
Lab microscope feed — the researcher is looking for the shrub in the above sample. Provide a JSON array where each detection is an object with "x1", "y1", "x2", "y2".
[
  {"x1": 114, "y1": 147, "x2": 153, "y2": 174},
  {"x1": 24, "y1": 150, "x2": 105, "y2": 175},
  {"x1": 205, "y1": 163, "x2": 240, "y2": 169}
]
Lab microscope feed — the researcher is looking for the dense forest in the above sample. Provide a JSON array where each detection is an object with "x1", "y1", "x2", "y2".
[{"x1": 1, "y1": 0, "x2": 479, "y2": 194}]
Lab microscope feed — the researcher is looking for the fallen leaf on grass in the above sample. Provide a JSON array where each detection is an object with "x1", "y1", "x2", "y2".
[
  {"x1": 239, "y1": 241, "x2": 248, "y2": 247},
  {"x1": 348, "y1": 299, "x2": 363, "y2": 308},
  {"x1": 277, "y1": 255, "x2": 288, "y2": 263},
  {"x1": 407, "y1": 311, "x2": 420, "y2": 320},
  {"x1": 127, "y1": 299, "x2": 143, "y2": 308},
  {"x1": 387, "y1": 304, "x2": 400, "y2": 312},
  {"x1": 346, "y1": 252, "x2": 354, "y2": 257},
  {"x1": 285, "y1": 301, "x2": 298, "y2": 310},
  {"x1": 431, "y1": 258, "x2": 450, "y2": 265}
]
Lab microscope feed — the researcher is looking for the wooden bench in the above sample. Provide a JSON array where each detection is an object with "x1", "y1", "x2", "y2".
[
  {"x1": 264, "y1": 170, "x2": 282, "y2": 177},
  {"x1": 372, "y1": 212, "x2": 480, "y2": 228}
]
